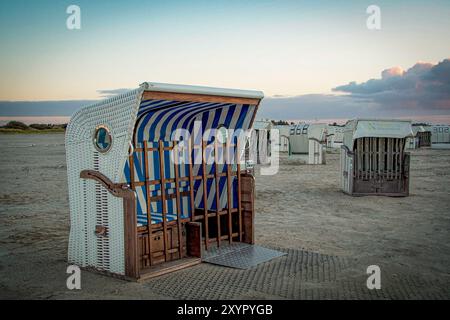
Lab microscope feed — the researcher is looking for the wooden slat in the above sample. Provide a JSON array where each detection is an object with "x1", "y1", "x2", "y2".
[
  {"x1": 142, "y1": 91, "x2": 261, "y2": 106},
  {"x1": 373, "y1": 138, "x2": 377, "y2": 178},
  {"x1": 192, "y1": 143, "x2": 236, "y2": 149},
  {"x1": 214, "y1": 139, "x2": 221, "y2": 247},
  {"x1": 124, "y1": 191, "x2": 139, "y2": 278},
  {"x1": 355, "y1": 138, "x2": 360, "y2": 179},
  {"x1": 158, "y1": 140, "x2": 170, "y2": 261},
  {"x1": 201, "y1": 140, "x2": 209, "y2": 249},
  {"x1": 379, "y1": 138, "x2": 385, "y2": 176},
  {"x1": 373, "y1": 138, "x2": 376, "y2": 179},
  {"x1": 373, "y1": 137, "x2": 377, "y2": 179},
  {"x1": 361, "y1": 138, "x2": 364, "y2": 179},
  {"x1": 369, "y1": 138, "x2": 372, "y2": 180},
  {"x1": 226, "y1": 139, "x2": 233, "y2": 244},
  {"x1": 137, "y1": 217, "x2": 191, "y2": 233},
  {"x1": 393, "y1": 139, "x2": 399, "y2": 179},
  {"x1": 236, "y1": 139, "x2": 243, "y2": 242},
  {"x1": 387, "y1": 138, "x2": 391, "y2": 180},
  {"x1": 173, "y1": 143, "x2": 183, "y2": 258},
  {"x1": 393, "y1": 139, "x2": 397, "y2": 179},
  {"x1": 367, "y1": 138, "x2": 370, "y2": 180},
  {"x1": 399, "y1": 138, "x2": 404, "y2": 178},
  {"x1": 363, "y1": 138, "x2": 367, "y2": 180},
  {"x1": 367, "y1": 138, "x2": 370, "y2": 179},
  {"x1": 126, "y1": 149, "x2": 139, "y2": 277},
  {"x1": 362, "y1": 138, "x2": 365, "y2": 179},
  {"x1": 391, "y1": 138, "x2": 395, "y2": 180},
  {"x1": 138, "y1": 257, "x2": 202, "y2": 282},
  {"x1": 143, "y1": 141, "x2": 153, "y2": 266},
  {"x1": 249, "y1": 99, "x2": 262, "y2": 131},
  {"x1": 129, "y1": 152, "x2": 135, "y2": 189},
  {"x1": 378, "y1": 138, "x2": 382, "y2": 177},
  {"x1": 135, "y1": 146, "x2": 174, "y2": 152},
  {"x1": 186, "y1": 222, "x2": 202, "y2": 258},
  {"x1": 131, "y1": 172, "x2": 236, "y2": 187},
  {"x1": 146, "y1": 191, "x2": 190, "y2": 203},
  {"x1": 188, "y1": 138, "x2": 196, "y2": 222},
  {"x1": 397, "y1": 139, "x2": 400, "y2": 179},
  {"x1": 208, "y1": 233, "x2": 240, "y2": 243},
  {"x1": 393, "y1": 138, "x2": 397, "y2": 179},
  {"x1": 192, "y1": 208, "x2": 238, "y2": 221},
  {"x1": 368, "y1": 138, "x2": 372, "y2": 180},
  {"x1": 355, "y1": 139, "x2": 362, "y2": 180},
  {"x1": 398, "y1": 139, "x2": 403, "y2": 179}
]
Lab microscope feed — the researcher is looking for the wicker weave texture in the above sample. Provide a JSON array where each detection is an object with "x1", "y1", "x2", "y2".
[{"x1": 65, "y1": 87, "x2": 143, "y2": 275}]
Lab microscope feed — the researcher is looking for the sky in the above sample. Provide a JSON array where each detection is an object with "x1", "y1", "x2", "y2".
[{"x1": 0, "y1": 0, "x2": 449, "y2": 123}]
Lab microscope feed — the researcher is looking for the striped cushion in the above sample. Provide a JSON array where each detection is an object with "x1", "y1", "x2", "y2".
[{"x1": 125, "y1": 98, "x2": 257, "y2": 226}]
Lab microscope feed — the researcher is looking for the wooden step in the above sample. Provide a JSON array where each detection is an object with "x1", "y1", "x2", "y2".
[{"x1": 138, "y1": 257, "x2": 202, "y2": 282}]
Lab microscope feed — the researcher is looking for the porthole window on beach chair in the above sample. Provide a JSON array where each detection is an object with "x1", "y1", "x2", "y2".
[{"x1": 93, "y1": 125, "x2": 112, "y2": 153}]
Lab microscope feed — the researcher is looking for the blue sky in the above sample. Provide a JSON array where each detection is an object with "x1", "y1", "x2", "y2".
[{"x1": 0, "y1": 0, "x2": 449, "y2": 122}]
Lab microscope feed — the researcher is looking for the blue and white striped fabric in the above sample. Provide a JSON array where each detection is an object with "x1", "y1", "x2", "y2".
[{"x1": 124, "y1": 98, "x2": 257, "y2": 226}]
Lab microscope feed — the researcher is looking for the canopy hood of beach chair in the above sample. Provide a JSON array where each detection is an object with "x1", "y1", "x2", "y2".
[
  {"x1": 134, "y1": 82, "x2": 264, "y2": 144},
  {"x1": 66, "y1": 82, "x2": 264, "y2": 183},
  {"x1": 140, "y1": 82, "x2": 264, "y2": 99},
  {"x1": 343, "y1": 118, "x2": 414, "y2": 149}
]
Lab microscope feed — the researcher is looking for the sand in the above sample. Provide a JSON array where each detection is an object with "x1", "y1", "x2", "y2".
[{"x1": 0, "y1": 133, "x2": 449, "y2": 299}]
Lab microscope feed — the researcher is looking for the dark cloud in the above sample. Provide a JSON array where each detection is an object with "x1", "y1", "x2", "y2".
[
  {"x1": 333, "y1": 58, "x2": 450, "y2": 112},
  {"x1": 258, "y1": 59, "x2": 450, "y2": 121},
  {"x1": 258, "y1": 94, "x2": 371, "y2": 120},
  {"x1": 0, "y1": 100, "x2": 96, "y2": 117}
]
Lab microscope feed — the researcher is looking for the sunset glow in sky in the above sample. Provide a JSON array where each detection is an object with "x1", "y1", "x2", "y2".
[{"x1": 0, "y1": 0, "x2": 449, "y2": 122}]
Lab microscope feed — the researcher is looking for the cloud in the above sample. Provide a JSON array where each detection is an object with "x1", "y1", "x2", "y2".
[
  {"x1": 257, "y1": 59, "x2": 450, "y2": 122},
  {"x1": 2, "y1": 60, "x2": 450, "y2": 124},
  {"x1": 333, "y1": 58, "x2": 450, "y2": 112},
  {"x1": 381, "y1": 66, "x2": 405, "y2": 79}
]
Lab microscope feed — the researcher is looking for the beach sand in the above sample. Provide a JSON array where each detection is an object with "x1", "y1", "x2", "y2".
[{"x1": 0, "y1": 134, "x2": 449, "y2": 299}]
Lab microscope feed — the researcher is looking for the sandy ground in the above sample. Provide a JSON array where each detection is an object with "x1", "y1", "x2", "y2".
[{"x1": 0, "y1": 133, "x2": 449, "y2": 299}]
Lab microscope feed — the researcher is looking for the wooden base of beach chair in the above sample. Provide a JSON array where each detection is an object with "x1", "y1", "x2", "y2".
[
  {"x1": 135, "y1": 221, "x2": 202, "y2": 280},
  {"x1": 138, "y1": 257, "x2": 202, "y2": 282}
]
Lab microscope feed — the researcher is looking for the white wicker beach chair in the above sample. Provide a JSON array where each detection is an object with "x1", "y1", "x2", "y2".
[
  {"x1": 66, "y1": 82, "x2": 263, "y2": 280},
  {"x1": 340, "y1": 119, "x2": 413, "y2": 196}
]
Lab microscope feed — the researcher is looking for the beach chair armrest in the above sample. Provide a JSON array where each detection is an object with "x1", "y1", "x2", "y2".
[
  {"x1": 80, "y1": 170, "x2": 133, "y2": 199},
  {"x1": 80, "y1": 169, "x2": 138, "y2": 279},
  {"x1": 341, "y1": 144, "x2": 354, "y2": 156}
]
